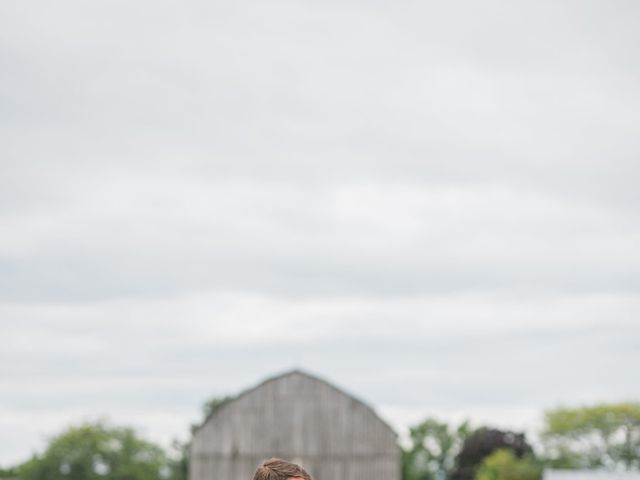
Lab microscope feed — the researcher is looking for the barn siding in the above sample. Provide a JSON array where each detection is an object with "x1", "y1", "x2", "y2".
[{"x1": 190, "y1": 370, "x2": 400, "y2": 480}]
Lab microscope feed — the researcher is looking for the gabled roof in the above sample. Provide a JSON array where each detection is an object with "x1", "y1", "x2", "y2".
[{"x1": 196, "y1": 368, "x2": 398, "y2": 439}]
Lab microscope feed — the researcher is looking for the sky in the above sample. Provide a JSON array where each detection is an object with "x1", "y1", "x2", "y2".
[{"x1": 1, "y1": 0, "x2": 639, "y2": 467}]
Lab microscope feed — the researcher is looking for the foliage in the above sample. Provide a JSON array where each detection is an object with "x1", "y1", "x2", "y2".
[
  {"x1": 167, "y1": 439, "x2": 189, "y2": 480},
  {"x1": 475, "y1": 449, "x2": 542, "y2": 480},
  {"x1": 0, "y1": 466, "x2": 18, "y2": 478},
  {"x1": 542, "y1": 402, "x2": 640, "y2": 470},
  {"x1": 17, "y1": 420, "x2": 173, "y2": 480},
  {"x1": 200, "y1": 396, "x2": 234, "y2": 423},
  {"x1": 402, "y1": 418, "x2": 474, "y2": 480},
  {"x1": 451, "y1": 428, "x2": 534, "y2": 480},
  {"x1": 170, "y1": 395, "x2": 236, "y2": 480}
]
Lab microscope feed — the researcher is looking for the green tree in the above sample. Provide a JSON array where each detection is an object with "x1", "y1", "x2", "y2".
[
  {"x1": 18, "y1": 420, "x2": 173, "y2": 480},
  {"x1": 200, "y1": 396, "x2": 234, "y2": 422},
  {"x1": 451, "y1": 428, "x2": 535, "y2": 480},
  {"x1": 475, "y1": 449, "x2": 542, "y2": 480},
  {"x1": 0, "y1": 466, "x2": 18, "y2": 479},
  {"x1": 403, "y1": 418, "x2": 473, "y2": 480},
  {"x1": 542, "y1": 402, "x2": 640, "y2": 470},
  {"x1": 167, "y1": 439, "x2": 190, "y2": 480},
  {"x1": 170, "y1": 395, "x2": 236, "y2": 480}
]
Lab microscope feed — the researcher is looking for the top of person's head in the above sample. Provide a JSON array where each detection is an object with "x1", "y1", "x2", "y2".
[{"x1": 252, "y1": 458, "x2": 312, "y2": 480}]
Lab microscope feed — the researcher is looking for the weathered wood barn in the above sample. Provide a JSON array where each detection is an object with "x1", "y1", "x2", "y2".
[{"x1": 190, "y1": 370, "x2": 400, "y2": 480}]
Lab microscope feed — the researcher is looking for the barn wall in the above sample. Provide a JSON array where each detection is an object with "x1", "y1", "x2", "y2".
[{"x1": 190, "y1": 371, "x2": 400, "y2": 480}]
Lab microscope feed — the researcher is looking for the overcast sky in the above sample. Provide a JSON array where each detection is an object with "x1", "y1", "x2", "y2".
[{"x1": 1, "y1": 0, "x2": 639, "y2": 467}]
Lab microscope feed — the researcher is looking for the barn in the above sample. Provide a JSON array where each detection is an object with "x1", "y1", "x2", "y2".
[{"x1": 189, "y1": 369, "x2": 401, "y2": 480}]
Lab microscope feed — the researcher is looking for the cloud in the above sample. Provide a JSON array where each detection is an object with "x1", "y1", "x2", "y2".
[
  {"x1": 1, "y1": 0, "x2": 639, "y2": 200},
  {"x1": 2, "y1": 292, "x2": 638, "y2": 462},
  {"x1": 1, "y1": 0, "x2": 639, "y2": 467},
  {"x1": 0, "y1": 181, "x2": 638, "y2": 302},
  {"x1": 2, "y1": 290, "x2": 638, "y2": 410}
]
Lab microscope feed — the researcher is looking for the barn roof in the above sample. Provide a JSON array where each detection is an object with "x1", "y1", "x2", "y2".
[
  {"x1": 197, "y1": 368, "x2": 397, "y2": 439},
  {"x1": 189, "y1": 369, "x2": 402, "y2": 480}
]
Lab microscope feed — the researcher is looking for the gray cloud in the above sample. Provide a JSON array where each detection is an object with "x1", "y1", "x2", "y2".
[{"x1": 1, "y1": 0, "x2": 639, "y2": 466}]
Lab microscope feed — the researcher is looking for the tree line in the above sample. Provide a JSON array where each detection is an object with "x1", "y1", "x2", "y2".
[{"x1": 1, "y1": 402, "x2": 639, "y2": 480}]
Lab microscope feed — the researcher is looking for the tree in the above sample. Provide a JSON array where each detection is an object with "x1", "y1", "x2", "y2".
[
  {"x1": 542, "y1": 402, "x2": 640, "y2": 470},
  {"x1": 200, "y1": 396, "x2": 234, "y2": 422},
  {"x1": 475, "y1": 449, "x2": 542, "y2": 480},
  {"x1": 167, "y1": 439, "x2": 189, "y2": 480},
  {"x1": 18, "y1": 420, "x2": 173, "y2": 480},
  {"x1": 402, "y1": 418, "x2": 473, "y2": 480},
  {"x1": 170, "y1": 395, "x2": 236, "y2": 480},
  {"x1": 0, "y1": 466, "x2": 18, "y2": 479},
  {"x1": 451, "y1": 428, "x2": 534, "y2": 480}
]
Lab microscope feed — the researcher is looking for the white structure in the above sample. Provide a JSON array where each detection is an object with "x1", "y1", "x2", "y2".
[{"x1": 545, "y1": 470, "x2": 640, "y2": 480}]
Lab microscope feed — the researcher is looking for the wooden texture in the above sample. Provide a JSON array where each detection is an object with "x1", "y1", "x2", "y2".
[{"x1": 190, "y1": 370, "x2": 400, "y2": 480}]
